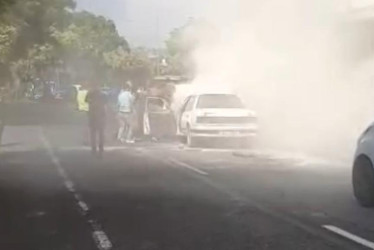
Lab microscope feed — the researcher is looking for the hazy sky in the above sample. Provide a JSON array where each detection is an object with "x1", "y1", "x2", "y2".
[
  {"x1": 76, "y1": 0, "x2": 374, "y2": 48},
  {"x1": 76, "y1": 0, "x2": 209, "y2": 48},
  {"x1": 352, "y1": 0, "x2": 374, "y2": 8}
]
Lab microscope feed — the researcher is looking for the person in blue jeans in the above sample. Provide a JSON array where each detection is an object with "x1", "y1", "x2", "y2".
[{"x1": 117, "y1": 82, "x2": 135, "y2": 143}]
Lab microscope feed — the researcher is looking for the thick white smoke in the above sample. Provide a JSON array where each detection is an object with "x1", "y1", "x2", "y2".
[{"x1": 186, "y1": 0, "x2": 374, "y2": 160}]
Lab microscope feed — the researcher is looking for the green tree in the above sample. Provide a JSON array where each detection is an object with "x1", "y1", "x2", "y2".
[
  {"x1": 103, "y1": 46, "x2": 151, "y2": 87},
  {"x1": 0, "y1": 22, "x2": 16, "y2": 63},
  {"x1": 0, "y1": 0, "x2": 75, "y2": 90},
  {"x1": 52, "y1": 11, "x2": 131, "y2": 84},
  {"x1": 53, "y1": 11, "x2": 128, "y2": 57},
  {"x1": 0, "y1": 0, "x2": 151, "y2": 95},
  {"x1": 0, "y1": 0, "x2": 14, "y2": 14},
  {"x1": 103, "y1": 47, "x2": 150, "y2": 70},
  {"x1": 7, "y1": 0, "x2": 75, "y2": 60}
]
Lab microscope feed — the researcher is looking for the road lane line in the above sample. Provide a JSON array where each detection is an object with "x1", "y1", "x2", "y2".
[
  {"x1": 39, "y1": 128, "x2": 113, "y2": 250},
  {"x1": 57, "y1": 166, "x2": 68, "y2": 179},
  {"x1": 93, "y1": 231, "x2": 113, "y2": 250},
  {"x1": 74, "y1": 193, "x2": 82, "y2": 201},
  {"x1": 168, "y1": 158, "x2": 209, "y2": 176},
  {"x1": 78, "y1": 201, "x2": 90, "y2": 213},
  {"x1": 323, "y1": 225, "x2": 374, "y2": 249},
  {"x1": 162, "y1": 154, "x2": 358, "y2": 249},
  {"x1": 64, "y1": 180, "x2": 76, "y2": 193}
]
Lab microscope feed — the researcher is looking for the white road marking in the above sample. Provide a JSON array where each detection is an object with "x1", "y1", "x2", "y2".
[
  {"x1": 78, "y1": 201, "x2": 90, "y2": 212},
  {"x1": 57, "y1": 167, "x2": 68, "y2": 179},
  {"x1": 39, "y1": 128, "x2": 113, "y2": 250},
  {"x1": 168, "y1": 158, "x2": 209, "y2": 176},
  {"x1": 64, "y1": 180, "x2": 76, "y2": 193},
  {"x1": 93, "y1": 231, "x2": 113, "y2": 250},
  {"x1": 323, "y1": 225, "x2": 374, "y2": 249},
  {"x1": 74, "y1": 193, "x2": 82, "y2": 201}
]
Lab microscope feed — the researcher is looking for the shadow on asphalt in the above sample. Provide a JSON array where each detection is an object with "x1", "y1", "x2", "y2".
[
  {"x1": 0, "y1": 143, "x2": 20, "y2": 148},
  {"x1": 0, "y1": 150, "x2": 96, "y2": 250},
  {"x1": 0, "y1": 150, "x2": 249, "y2": 250},
  {"x1": 54, "y1": 151, "x2": 274, "y2": 250}
]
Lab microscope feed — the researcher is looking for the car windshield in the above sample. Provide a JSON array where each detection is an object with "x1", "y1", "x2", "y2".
[{"x1": 197, "y1": 94, "x2": 244, "y2": 109}]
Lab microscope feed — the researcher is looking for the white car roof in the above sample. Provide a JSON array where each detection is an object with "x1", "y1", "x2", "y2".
[{"x1": 193, "y1": 92, "x2": 237, "y2": 96}]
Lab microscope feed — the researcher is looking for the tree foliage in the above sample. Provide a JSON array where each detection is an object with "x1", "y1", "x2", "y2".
[
  {"x1": 0, "y1": 22, "x2": 16, "y2": 63},
  {"x1": 104, "y1": 47, "x2": 150, "y2": 70},
  {"x1": 0, "y1": 0, "x2": 152, "y2": 93},
  {"x1": 0, "y1": 0, "x2": 14, "y2": 15},
  {"x1": 53, "y1": 11, "x2": 128, "y2": 57},
  {"x1": 52, "y1": 11, "x2": 138, "y2": 85}
]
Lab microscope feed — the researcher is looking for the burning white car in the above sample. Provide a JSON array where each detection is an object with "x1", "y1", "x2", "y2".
[{"x1": 178, "y1": 93, "x2": 258, "y2": 147}]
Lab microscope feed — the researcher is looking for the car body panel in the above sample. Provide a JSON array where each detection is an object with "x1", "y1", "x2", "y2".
[
  {"x1": 352, "y1": 122, "x2": 374, "y2": 206},
  {"x1": 179, "y1": 96, "x2": 197, "y2": 132},
  {"x1": 194, "y1": 108, "x2": 256, "y2": 117},
  {"x1": 355, "y1": 123, "x2": 374, "y2": 166}
]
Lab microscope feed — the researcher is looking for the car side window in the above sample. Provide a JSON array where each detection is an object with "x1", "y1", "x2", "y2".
[{"x1": 185, "y1": 96, "x2": 196, "y2": 112}]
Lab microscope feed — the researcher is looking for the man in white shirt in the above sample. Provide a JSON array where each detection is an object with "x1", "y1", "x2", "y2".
[{"x1": 117, "y1": 82, "x2": 135, "y2": 143}]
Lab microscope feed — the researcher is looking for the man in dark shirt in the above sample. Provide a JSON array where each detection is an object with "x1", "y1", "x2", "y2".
[{"x1": 85, "y1": 82, "x2": 107, "y2": 156}]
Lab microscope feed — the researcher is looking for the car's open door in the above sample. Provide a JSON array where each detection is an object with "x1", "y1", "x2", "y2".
[{"x1": 143, "y1": 97, "x2": 177, "y2": 138}]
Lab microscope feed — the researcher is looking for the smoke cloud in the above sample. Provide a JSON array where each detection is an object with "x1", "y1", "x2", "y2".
[{"x1": 186, "y1": 0, "x2": 374, "y2": 160}]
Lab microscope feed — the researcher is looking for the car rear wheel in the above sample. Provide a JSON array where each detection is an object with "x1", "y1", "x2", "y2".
[{"x1": 353, "y1": 156, "x2": 374, "y2": 207}]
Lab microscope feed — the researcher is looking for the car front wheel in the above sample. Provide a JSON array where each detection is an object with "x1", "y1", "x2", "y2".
[
  {"x1": 186, "y1": 126, "x2": 197, "y2": 147},
  {"x1": 353, "y1": 155, "x2": 374, "y2": 207}
]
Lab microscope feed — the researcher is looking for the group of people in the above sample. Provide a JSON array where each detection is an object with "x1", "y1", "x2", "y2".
[{"x1": 82, "y1": 81, "x2": 137, "y2": 157}]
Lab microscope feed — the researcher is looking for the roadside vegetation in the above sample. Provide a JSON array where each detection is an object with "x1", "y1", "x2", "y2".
[{"x1": 0, "y1": 0, "x2": 152, "y2": 97}]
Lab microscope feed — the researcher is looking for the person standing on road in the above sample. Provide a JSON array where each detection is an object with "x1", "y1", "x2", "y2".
[
  {"x1": 117, "y1": 82, "x2": 135, "y2": 143},
  {"x1": 85, "y1": 81, "x2": 107, "y2": 156},
  {"x1": 77, "y1": 82, "x2": 90, "y2": 145},
  {"x1": 77, "y1": 83, "x2": 89, "y2": 112}
]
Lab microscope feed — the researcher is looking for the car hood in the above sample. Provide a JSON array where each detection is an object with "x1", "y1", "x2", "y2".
[{"x1": 195, "y1": 108, "x2": 256, "y2": 117}]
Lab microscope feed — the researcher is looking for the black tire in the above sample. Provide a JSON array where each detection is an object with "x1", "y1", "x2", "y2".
[
  {"x1": 186, "y1": 125, "x2": 198, "y2": 147},
  {"x1": 352, "y1": 155, "x2": 374, "y2": 207}
]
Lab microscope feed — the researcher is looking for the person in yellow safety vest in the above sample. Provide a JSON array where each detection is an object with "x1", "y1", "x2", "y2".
[
  {"x1": 77, "y1": 83, "x2": 89, "y2": 112},
  {"x1": 76, "y1": 82, "x2": 90, "y2": 146}
]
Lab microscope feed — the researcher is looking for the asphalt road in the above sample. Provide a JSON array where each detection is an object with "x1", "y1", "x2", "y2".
[{"x1": 0, "y1": 103, "x2": 374, "y2": 250}]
